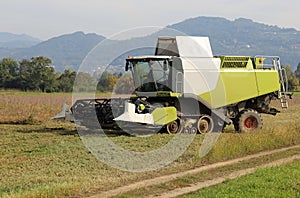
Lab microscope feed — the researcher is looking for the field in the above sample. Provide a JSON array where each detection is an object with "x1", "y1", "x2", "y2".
[
  {"x1": 184, "y1": 160, "x2": 300, "y2": 197},
  {"x1": 293, "y1": 91, "x2": 300, "y2": 96},
  {"x1": 0, "y1": 92, "x2": 72, "y2": 124},
  {"x1": 0, "y1": 91, "x2": 300, "y2": 197}
]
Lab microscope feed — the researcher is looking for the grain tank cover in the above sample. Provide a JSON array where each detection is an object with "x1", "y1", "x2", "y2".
[{"x1": 155, "y1": 36, "x2": 213, "y2": 57}]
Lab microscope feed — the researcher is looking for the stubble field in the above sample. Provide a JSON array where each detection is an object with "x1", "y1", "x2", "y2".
[{"x1": 0, "y1": 91, "x2": 299, "y2": 197}]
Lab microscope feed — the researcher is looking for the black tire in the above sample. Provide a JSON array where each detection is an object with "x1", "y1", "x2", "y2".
[{"x1": 235, "y1": 109, "x2": 263, "y2": 132}]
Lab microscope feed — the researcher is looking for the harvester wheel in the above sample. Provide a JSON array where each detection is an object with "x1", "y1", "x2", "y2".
[
  {"x1": 166, "y1": 119, "x2": 182, "y2": 134},
  {"x1": 197, "y1": 115, "x2": 214, "y2": 134},
  {"x1": 236, "y1": 109, "x2": 263, "y2": 132}
]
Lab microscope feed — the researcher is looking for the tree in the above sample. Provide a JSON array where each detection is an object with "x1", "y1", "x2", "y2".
[
  {"x1": 295, "y1": 62, "x2": 300, "y2": 83},
  {"x1": 17, "y1": 56, "x2": 56, "y2": 92},
  {"x1": 0, "y1": 58, "x2": 19, "y2": 89},
  {"x1": 283, "y1": 65, "x2": 299, "y2": 91},
  {"x1": 114, "y1": 73, "x2": 134, "y2": 94},
  {"x1": 73, "y1": 72, "x2": 96, "y2": 92},
  {"x1": 31, "y1": 56, "x2": 54, "y2": 92},
  {"x1": 19, "y1": 59, "x2": 35, "y2": 91},
  {"x1": 97, "y1": 71, "x2": 116, "y2": 92},
  {"x1": 57, "y1": 69, "x2": 77, "y2": 92}
]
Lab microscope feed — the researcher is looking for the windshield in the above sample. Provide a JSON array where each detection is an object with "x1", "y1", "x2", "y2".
[{"x1": 130, "y1": 59, "x2": 171, "y2": 92}]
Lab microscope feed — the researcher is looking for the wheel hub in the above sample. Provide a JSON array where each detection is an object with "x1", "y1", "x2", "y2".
[
  {"x1": 197, "y1": 115, "x2": 213, "y2": 134},
  {"x1": 244, "y1": 116, "x2": 258, "y2": 129},
  {"x1": 199, "y1": 120, "x2": 209, "y2": 132}
]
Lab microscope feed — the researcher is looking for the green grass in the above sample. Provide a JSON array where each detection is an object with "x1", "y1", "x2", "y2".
[
  {"x1": 1, "y1": 117, "x2": 300, "y2": 197},
  {"x1": 184, "y1": 160, "x2": 300, "y2": 198},
  {"x1": 116, "y1": 146, "x2": 300, "y2": 197},
  {"x1": 293, "y1": 91, "x2": 300, "y2": 96},
  {"x1": 0, "y1": 97, "x2": 299, "y2": 197}
]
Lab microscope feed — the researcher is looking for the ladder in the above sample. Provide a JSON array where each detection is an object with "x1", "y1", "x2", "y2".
[{"x1": 274, "y1": 58, "x2": 289, "y2": 108}]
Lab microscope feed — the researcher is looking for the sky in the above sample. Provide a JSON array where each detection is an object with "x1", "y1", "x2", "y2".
[{"x1": 1, "y1": 0, "x2": 300, "y2": 40}]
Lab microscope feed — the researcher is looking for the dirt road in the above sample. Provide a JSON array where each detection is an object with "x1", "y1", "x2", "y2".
[
  {"x1": 152, "y1": 154, "x2": 300, "y2": 198},
  {"x1": 88, "y1": 144, "x2": 300, "y2": 198}
]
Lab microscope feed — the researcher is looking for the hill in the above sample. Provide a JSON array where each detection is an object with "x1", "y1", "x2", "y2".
[
  {"x1": 168, "y1": 17, "x2": 300, "y2": 68},
  {"x1": 87, "y1": 17, "x2": 300, "y2": 72},
  {"x1": 0, "y1": 32, "x2": 41, "y2": 49},
  {"x1": 13, "y1": 31, "x2": 105, "y2": 71},
  {"x1": 0, "y1": 17, "x2": 300, "y2": 72},
  {"x1": 1, "y1": 32, "x2": 105, "y2": 71}
]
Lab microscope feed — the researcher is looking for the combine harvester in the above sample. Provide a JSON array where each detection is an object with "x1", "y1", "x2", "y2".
[{"x1": 53, "y1": 36, "x2": 290, "y2": 133}]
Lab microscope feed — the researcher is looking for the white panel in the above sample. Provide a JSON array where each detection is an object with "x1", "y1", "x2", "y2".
[
  {"x1": 176, "y1": 36, "x2": 213, "y2": 57},
  {"x1": 182, "y1": 58, "x2": 221, "y2": 94},
  {"x1": 181, "y1": 57, "x2": 221, "y2": 70},
  {"x1": 114, "y1": 102, "x2": 154, "y2": 124}
]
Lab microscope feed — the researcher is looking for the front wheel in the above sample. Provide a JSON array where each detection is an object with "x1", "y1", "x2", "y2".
[
  {"x1": 235, "y1": 109, "x2": 263, "y2": 132},
  {"x1": 166, "y1": 119, "x2": 182, "y2": 134}
]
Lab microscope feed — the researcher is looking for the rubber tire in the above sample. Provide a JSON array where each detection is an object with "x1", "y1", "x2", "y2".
[{"x1": 235, "y1": 109, "x2": 263, "y2": 132}]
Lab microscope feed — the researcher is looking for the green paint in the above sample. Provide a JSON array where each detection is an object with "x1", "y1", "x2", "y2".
[
  {"x1": 152, "y1": 107, "x2": 177, "y2": 125},
  {"x1": 255, "y1": 70, "x2": 280, "y2": 95},
  {"x1": 200, "y1": 69, "x2": 280, "y2": 108}
]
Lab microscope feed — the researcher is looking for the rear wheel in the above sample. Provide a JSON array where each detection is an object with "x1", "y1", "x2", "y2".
[{"x1": 235, "y1": 109, "x2": 263, "y2": 132}]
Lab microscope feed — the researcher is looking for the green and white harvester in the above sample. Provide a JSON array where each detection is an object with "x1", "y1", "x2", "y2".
[{"x1": 53, "y1": 36, "x2": 290, "y2": 133}]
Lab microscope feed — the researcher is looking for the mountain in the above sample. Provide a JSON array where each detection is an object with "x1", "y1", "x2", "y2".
[
  {"x1": 0, "y1": 32, "x2": 41, "y2": 49},
  {"x1": 86, "y1": 17, "x2": 300, "y2": 72},
  {"x1": 167, "y1": 17, "x2": 300, "y2": 68},
  {"x1": 1, "y1": 17, "x2": 300, "y2": 72},
  {"x1": 12, "y1": 31, "x2": 105, "y2": 71}
]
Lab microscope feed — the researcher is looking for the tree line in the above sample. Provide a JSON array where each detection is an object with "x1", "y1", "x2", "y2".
[
  {"x1": 0, "y1": 56, "x2": 135, "y2": 93},
  {"x1": 0, "y1": 56, "x2": 84, "y2": 92},
  {"x1": 0, "y1": 56, "x2": 300, "y2": 93},
  {"x1": 285, "y1": 64, "x2": 300, "y2": 91}
]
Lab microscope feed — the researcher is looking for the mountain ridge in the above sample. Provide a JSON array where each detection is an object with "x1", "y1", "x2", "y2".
[
  {"x1": 1, "y1": 17, "x2": 300, "y2": 71},
  {"x1": 11, "y1": 31, "x2": 105, "y2": 71},
  {"x1": 168, "y1": 16, "x2": 300, "y2": 68},
  {"x1": 0, "y1": 32, "x2": 41, "y2": 49}
]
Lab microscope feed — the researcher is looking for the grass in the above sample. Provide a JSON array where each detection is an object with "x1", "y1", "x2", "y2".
[
  {"x1": 118, "y1": 147, "x2": 300, "y2": 197},
  {"x1": 293, "y1": 91, "x2": 300, "y2": 96},
  {"x1": 183, "y1": 160, "x2": 300, "y2": 198},
  {"x1": 0, "y1": 92, "x2": 299, "y2": 197}
]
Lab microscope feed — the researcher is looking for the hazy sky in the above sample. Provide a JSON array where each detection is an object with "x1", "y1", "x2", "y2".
[{"x1": 1, "y1": 0, "x2": 300, "y2": 40}]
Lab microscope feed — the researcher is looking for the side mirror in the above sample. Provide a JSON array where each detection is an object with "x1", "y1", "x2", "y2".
[{"x1": 125, "y1": 61, "x2": 129, "y2": 71}]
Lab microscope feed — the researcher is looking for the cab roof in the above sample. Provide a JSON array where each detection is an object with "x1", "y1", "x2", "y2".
[{"x1": 126, "y1": 55, "x2": 171, "y2": 62}]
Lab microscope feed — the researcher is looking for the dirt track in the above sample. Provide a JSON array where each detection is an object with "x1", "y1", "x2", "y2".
[
  {"x1": 151, "y1": 154, "x2": 300, "y2": 198},
  {"x1": 88, "y1": 144, "x2": 300, "y2": 198}
]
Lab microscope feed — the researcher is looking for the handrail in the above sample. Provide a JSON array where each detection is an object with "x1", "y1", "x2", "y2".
[{"x1": 254, "y1": 55, "x2": 289, "y2": 108}]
